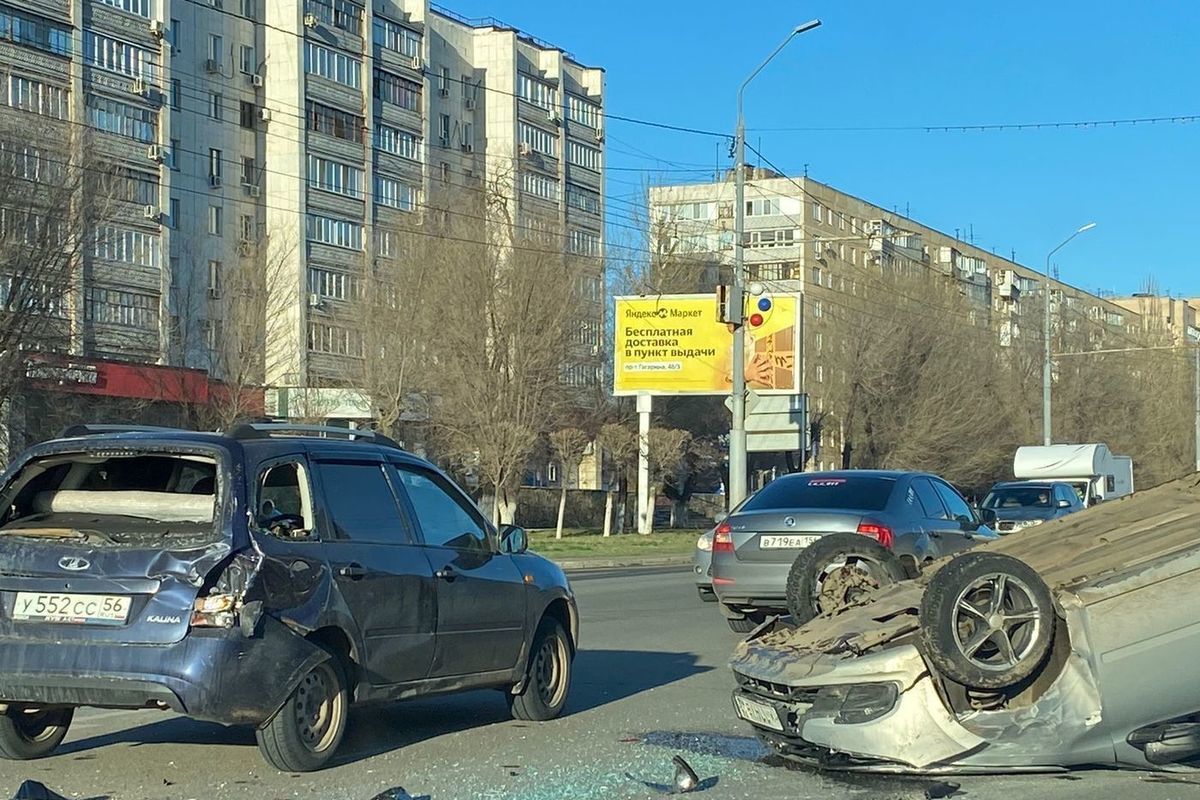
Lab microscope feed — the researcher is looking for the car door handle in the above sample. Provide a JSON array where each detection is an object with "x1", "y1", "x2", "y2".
[
  {"x1": 338, "y1": 563, "x2": 367, "y2": 580},
  {"x1": 435, "y1": 566, "x2": 458, "y2": 582},
  {"x1": 928, "y1": 530, "x2": 942, "y2": 539}
]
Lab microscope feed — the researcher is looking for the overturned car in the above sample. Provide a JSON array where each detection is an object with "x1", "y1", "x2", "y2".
[{"x1": 730, "y1": 473, "x2": 1200, "y2": 773}]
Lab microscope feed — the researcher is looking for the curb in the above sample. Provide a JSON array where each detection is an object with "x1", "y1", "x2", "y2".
[{"x1": 556, "y1": 555, "x2": 694, "y2": 571}]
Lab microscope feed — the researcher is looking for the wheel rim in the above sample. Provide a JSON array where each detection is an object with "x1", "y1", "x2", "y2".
[
  {"x1": 11, "y1": 707, "x2": 66, "y2": 743},
  {"x1": 812, "y1": 556, "x2": 886, "y2": 613},
  {"x1": 951, "y1": 572, "x2": 1043, "y2": 672},
  {"x1": 292, "y1": 663, "x2": 343, "y2": 754},
  {"x1": 532, "y1": 634, "x2": 568, "y2": 709}
]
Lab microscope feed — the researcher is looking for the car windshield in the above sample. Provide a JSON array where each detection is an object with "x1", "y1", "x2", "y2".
[
  {"x1": 983, "y1": 487, "x2": 1053, "y2": 510},
  {"x1": 740, "y1": 475, "x2": 896, "y2": 512},
  {"x1": 0, "y1": 452, "x2": 220, "y2": 546}
]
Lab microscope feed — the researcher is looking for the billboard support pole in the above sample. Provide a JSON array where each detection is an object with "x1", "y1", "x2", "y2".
[{"x1": 637, "y1": 393, "x2": 652, "y2": 534}]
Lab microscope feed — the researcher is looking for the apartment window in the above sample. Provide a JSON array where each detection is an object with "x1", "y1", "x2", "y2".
[
  {"x1": 208, "y1": 148, "x2": 222, "y2": 179},
  {"x1": 0, "y1": 7, "x2": 72, "y2": 55},
  {"x1": 568, "y1": 229, "x2": 600, "y2": 257},
  {"x1": 667, "y1": 201, "x2": 715, "y2": 221},
  {"x1": 7, "y1": 75, "x2": 68, "y2": 119},
  {"x1": 307, "y1": 322, "x2": 364, "y2": 357},
  {"x1": 814, "y1": 332, "x2": 823, "y2": 353},
  {"x1": 307, "y1": 155, "x2": 364, "y2": 199},
  {"x1": 95, "y1": 0, "x2": 151, "y2": 17},
  {"x1": 114, "y1": 169, "x2": 158, "y2": 205},
  {"x1": 305, "y1": 42, "x2": 361, "y2": 88},
  {"x1": 85, "y1": 32, "x2": 159, "y2": 79},
  {"x1": 241, "y1": 156, "x2": 255, "y2": 185},
  {"x1": 373, "y1": 69, "x2": 419, "y2": 110},
  {"x1": 567, "y1": 95, "x2": 601, "y2": 128},
  {"x1": 374, "y1": 175, "x2": 416, "y2": 211},
  {"x1": 207, "y1": 205, "x2": 222, "y2": 235},
  {"x1": 521, "y1": 171, "x2": 559, "y2": 202},
  {"x1": 517, "y1": 73, "x2": 556, "y2": 111},
  {"x1": 439, "y1": 162, "x2": 449, "y2": 184},
  {"x1": 170, "y1": 19, "x2": 180, "y2": 53},
  {"x1": 746, "y1": 229, "x2": 796, "y2": 248},
  {"x1": 308, "y1": 267, "x2": 357, "y2": 300},
  {"x1": 374, "y1": 229, "x2": 396, "y2": 258},
  {"x1": 461, "y1": 74, "x2": 471, "y2": 98},
  {"x1": 566, "y1": 184, "x2": 600, "y2": 214},
  {"x1": 812, "y1": 236, "x2": 822, "y2": 257},
  {"x1": 812, "y1": 299, "x2": 823, "y2": 318},
  {"x1": 208, "y1": 34, "x2": 222, "y2": 64},
  {"x1": 811, "y1": 265, "x2": 822, "y2": 285},
  {"x1": 208, "y1": 92, "x2": 222, "y2": 120},
  {"x1": 519, "y1": 122, "x2": 557, "y2": 157},
  {"x1": 240, "y1": 0, "x2": 256, "y2": 17},
  {"x1": 815, "y1": 365, "x2": 824, "y2": 383},
  {"x1": 578, "y1": 274, "x2": 601, "y2": 303},
  {"x1": 438, "y1": 114, "x2": 450, "y2": 146},
  {"x1": 373, "y1": 17, "x2": 420, "y2": 57},
  {"x1": 169, "y1": 138, "x2": 180, "y2": 170},
  {"x1": 306, "y1": 214, "x2": 363, "y2": 250},
  {"x1": 86, "y1": 95, "x2": 157, "y2": 142},
  {"x1": 169, "y1": 78, "x2": 181, "y2": 109},
  {"x1": 84, "y1": 287, "x2": 158, "y2": 329},
  {"x1": 207, "y1": 260, "x2": 221, "y2": 297},
  {"x1": 376, "y1": 124, "x2": 420, "y2": 160},
  {"x1": 239, "y1": 100, "x2": 254, "y2": 128},
  {"x1": 305, "y1": 0, "x2": 364, "y2": 35},
  {"x1": 306, "y1": 101, "x2": 363, "y2": 143},
  {"x1": 567, "y1": 141, "x2": 600, "y2": 171},
  {"x1": 93, "y1": 226, "x2": 160, "y2": 268},
  {"x1": 239, "y1": 214, "x2": 254, "y2": 241},
  {"x1": 811, "y1": 202, "x2": 822, "y2": 221},
  {"x1": 240, "y1": 45, "x2": 255, "y2": 74},
  {"x1": 839, "y1": 213, "x2": 846, "y2": 231},
  {"x1": 827, "y1": 208, "x2": 834, "y2": 225},
  {"x1": 746, "y1": 197, "x2": 781, "y2": 217},
  {"x1": 204, "y1": 319, "x2": 221, "y2": 352},
  {"x1": 461, "y1": 121, "x2": 472, "y2": 149},
  {"x1": 439, "y1": 66, "x2": 450, "y2": 93}
]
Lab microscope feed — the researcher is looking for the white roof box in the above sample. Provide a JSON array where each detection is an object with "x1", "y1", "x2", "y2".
[{"x1": 1014, "y1": 444, "x2": 1112, "y2": 480}]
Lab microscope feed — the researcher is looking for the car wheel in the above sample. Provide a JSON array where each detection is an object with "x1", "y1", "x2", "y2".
[
  {"x1": 509, "y1": 619, "x2": 572, "y2": 722},
  {"x1": 0, "y1": 706, "x2": 74, "y2": 760},
  {"x1": 917, "y1": 552, "x2": 1056, "y2": 690},
  {"x1": 727, "y1": 616, "x2": 760, "y2": 633},
  {"x1": 698, "y1": 586, "x2": 717, "y2": 603},
  {"x1": 785, "y1": 533, "x2": 907, "y2": 625},
  {"x1": 255, "y1": 652, "x2": 349, "y2": 772}
]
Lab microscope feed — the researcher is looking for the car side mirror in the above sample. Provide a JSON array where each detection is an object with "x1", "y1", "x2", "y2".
[
  {"x1": 714, "y1": 511, "x2": 728, "y2": 524},
  {"x1": 1057, "y1": 499, "x2": 1071, "y2": 509},
  {"x1": 499, "y1": 524, "x2": 528, "y2": 554},
  {"x1": 977, "y1": 508, "x2": 997, "y2": 526},
  {"x1": 956, "y1": 514, "x2": 980, "y2": 533}
]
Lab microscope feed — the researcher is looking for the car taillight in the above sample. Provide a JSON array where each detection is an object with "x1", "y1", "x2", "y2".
[
  {"x1": 191, "y1": 594, "x2": 237, "y2": 628},
  {"x1": 856, "y1": 521, "x2": 894, "y2": 549},
  {"x1": 713, "y1": 521, "x2": 734, "y2": 553}
]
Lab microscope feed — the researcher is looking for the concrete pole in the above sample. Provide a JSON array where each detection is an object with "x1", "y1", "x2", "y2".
[
  {"x1": 1042, "y1": 223, "x2": 1095, "y2": 446},
  {"x1": 728, "y1": 20, "x2": 819, "y2": 508},
  {"x1": 637, "y1": 393, "x2": 652, "y2": 535}
]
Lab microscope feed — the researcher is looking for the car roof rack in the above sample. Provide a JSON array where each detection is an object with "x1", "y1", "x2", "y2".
[
  {"x1": 58, "y1": 424, "x2": 187, "y2": 439},
  {"x1": 227, "y1": 423, "x2": 403, "y2": 450}
]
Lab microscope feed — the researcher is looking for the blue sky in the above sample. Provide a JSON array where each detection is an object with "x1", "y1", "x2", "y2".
[{"x1": 449, "y1": 1, "x2": 1199, "y2": 296}]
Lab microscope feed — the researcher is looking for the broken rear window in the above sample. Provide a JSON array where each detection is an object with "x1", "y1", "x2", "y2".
[
  {"x1": 741, "y1": 476, "x2": 896, "y2": 512},
  {"x1": 0, "y1": 452, "x2": 220, "y2": 546}
]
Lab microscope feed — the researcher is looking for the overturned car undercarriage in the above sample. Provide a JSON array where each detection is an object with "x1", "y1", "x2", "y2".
[{"x1": 730, "y1": 473, "x2": 1200, "y2": 774}]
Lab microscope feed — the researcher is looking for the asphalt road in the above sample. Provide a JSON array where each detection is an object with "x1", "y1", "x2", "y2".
[{"x1": 3, "y1": 567, "x2": 1196, "y2": 800}]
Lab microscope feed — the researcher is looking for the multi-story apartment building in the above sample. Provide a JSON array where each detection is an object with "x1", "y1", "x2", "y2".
[
  {"x1": 649, "y1": 170, "x2": 1143, "y2": 469},
  {"x1": 0, "y1": 0, "x2": 604, "y2": 438},
  {"x1": 1111, "y1": 294, "x2": 1200, "y2": 344}
]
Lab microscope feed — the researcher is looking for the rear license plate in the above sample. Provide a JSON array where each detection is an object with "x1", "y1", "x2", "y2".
[
  {"x1": 12, "y1": 592, "x2": 131, "y2": 625},
  {"x1": 734, "y1": 694, "x2": 783, "y2": 731},
  {"x1": 759, "y1": 534, "x2": 819, "y2": 549}
]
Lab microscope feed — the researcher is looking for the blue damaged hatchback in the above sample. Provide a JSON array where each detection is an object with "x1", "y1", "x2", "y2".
[{"x1": 0, "y1": 424, "x2": 578, "y2": 772}]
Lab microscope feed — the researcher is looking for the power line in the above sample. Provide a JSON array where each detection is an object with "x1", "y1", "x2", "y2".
[{"x1": 748, "y1": 114, "x2": 1200, "y2": 134}]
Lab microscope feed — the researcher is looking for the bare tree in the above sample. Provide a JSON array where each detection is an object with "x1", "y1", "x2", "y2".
[
  {"x1": 643, "y1": 427, "x2": 692, "y2": 534},
  {"x1": 597, "y1": 421, "x2": 638, "y2": 536},
  {"x1": 548, "y1": 427, "x2": 590, "y2": 539}
]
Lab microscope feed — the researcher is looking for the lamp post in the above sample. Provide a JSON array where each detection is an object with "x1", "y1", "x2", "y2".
[
  {"x1": 1042, "y1": 222, "x2": 1096, "y2": 446},
  {"x1": 729, "y1": 19, "x2": 821, "y2": 507}
]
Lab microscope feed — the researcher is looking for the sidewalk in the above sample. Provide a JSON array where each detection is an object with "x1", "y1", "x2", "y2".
[{"x1": 555, "y1": 554, "x2": 694, "y2": 571}]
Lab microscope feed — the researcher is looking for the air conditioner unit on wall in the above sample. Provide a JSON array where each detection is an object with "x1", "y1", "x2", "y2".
[
  {"x1": 209, "y1": 174, "x2": 222, "y2": 188},
  {"x1": 259, "y1": 107, "x2": 272, "y2": 122},
  {"x1": 594, "y1": 126, "x2": 604, "y2": 142},
  {"x1": 147, "y1": 144, "x2": 166, "y2": 162},
  {"x1": 143, "y1": 204, "x2": 160, "y2": 221},
  {"x1": 308, "y1": 293, "x2": 323, "y2": 308},
  {"x1": 205, "y1": 58, "x2": 221, "y2": 74},
  {"x1": 519, "y1": 142, "x2": 532, "y2": 156},
  {"x1": 131, "y1": 78, "x2": 147, "y2": 96},
  {"x1": 464, "y1": 97, "x2": 476, "y2": 110},
  {"x1": 249, "y1": 73, "x2": 264, "y2": 88},
  {"x1": 149, "y1": 19, "x2": 165, "y2": 37},
  {"x1": 303, "y1": 13, "x2": 318, "y2": 28}
]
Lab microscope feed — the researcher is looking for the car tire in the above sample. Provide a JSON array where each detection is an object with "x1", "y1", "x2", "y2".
[
  {"x1": 917, "y1": 552, "x2": 1056, "y2": 690},
  {"x1": 255, "y1": 650, "x2": 349, "y2": 772},
  {"x1": 509, "y1": 619, "x2": 572, "y2": 722},
  {"x1": 0, "y1": 706, "x2": 74, "y2": 760},
  {"x1": 785, "y1": 533, "x2": 907, "y2": 625},
  {"x1": 698, "y1": 586, "x2": 718, "y2": 603},
  {"x1": 727, "y1": 616, "x2": 760, "y2": 633}
]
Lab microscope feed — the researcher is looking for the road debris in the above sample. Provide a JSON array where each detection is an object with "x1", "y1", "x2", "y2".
[
  {"x1": 10, "y1": 781, "x2": 70, "y2": 800},
  {"x1": 924, "y1": 781, "x2": 962, "y2": 799}
]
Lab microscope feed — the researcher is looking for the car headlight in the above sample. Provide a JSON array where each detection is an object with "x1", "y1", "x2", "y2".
[
  {"x1": 697, "y1": 534, "x2": 713, "y2": 552},
  {"x1": 809, "y1": 683, "x2": 899, "y2": 725}
]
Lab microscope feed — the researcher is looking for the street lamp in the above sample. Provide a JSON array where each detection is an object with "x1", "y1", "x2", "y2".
[
  {"x1": 729, "y1": 19, "x2": 821, "y2": 507},
  {"x1": 1042, "y1": 221, "x2": 1096, "y2": 446}
]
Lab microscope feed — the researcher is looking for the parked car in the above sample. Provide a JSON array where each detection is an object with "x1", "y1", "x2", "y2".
[
  {"x1": 694, "y1": 527, "x2": 716, "y2": 602},
  {"x1": 0, "y1": 424, "x2": 578, "y2": 772},
  {"x1": 729, "y1": 473, "x2": 1200, "y2": 773},
  {"x1": 982, "y1": 480, "x2": 1085, "y2": 533},
  {"x1": 711, "y1": 471, "x2": 996, "y2": 632}
]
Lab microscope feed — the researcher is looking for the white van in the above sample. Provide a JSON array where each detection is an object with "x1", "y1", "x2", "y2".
[{"x1": 1013, "y1": 444, "x2": 1134, "y2": 506}]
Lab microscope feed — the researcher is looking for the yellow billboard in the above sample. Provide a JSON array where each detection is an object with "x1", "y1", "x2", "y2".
[{"x1": 613, "y1": 293, "x2": 801, "y2": 396}]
